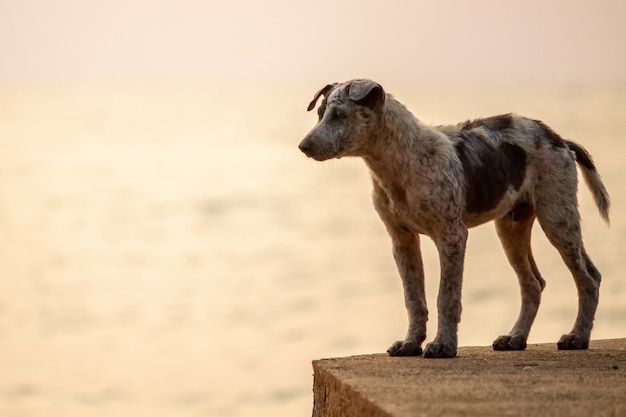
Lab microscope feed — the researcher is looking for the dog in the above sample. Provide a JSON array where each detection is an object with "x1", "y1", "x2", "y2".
[{"x1": 298, "y1": 79, "x2": 610, "y2": 358}]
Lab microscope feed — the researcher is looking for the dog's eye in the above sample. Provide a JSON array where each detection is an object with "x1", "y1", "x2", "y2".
[{"x1": 332, "y1": 108, "x2": 345, "y2": 119}]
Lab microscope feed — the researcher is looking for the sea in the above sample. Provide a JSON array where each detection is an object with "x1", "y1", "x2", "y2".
[{"x1": 0, "y1": 81, "x2": 624, "y2": 416}]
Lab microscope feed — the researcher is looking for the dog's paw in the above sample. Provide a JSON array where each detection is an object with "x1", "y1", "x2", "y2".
[
  {"x1": 387, "y1": 340, "x2": 423, "y2": 357},
  {"x1": 423, "y1": 341, "x2": 457, "y2": 358},
  {"x1": 493, "y1": 334, "x2": 527, "y2": 351},
  {"x1": 557, "y1": 333, "x2": 589, "y2": 350}
]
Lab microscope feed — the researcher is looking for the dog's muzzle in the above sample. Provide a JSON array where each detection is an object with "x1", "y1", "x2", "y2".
[
  {"x1": 299, "y1": 137, "x2": 329, "y2": 160},
  {"x1": 298, "y1": 138, "x2": 313, "y2": 156},
  {"x1": 299, "y1": 132, "x2": 339, "y2": 161}
]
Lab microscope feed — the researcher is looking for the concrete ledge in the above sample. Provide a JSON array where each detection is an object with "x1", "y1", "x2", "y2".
[{"x1": 312, "y1": 338, "x2": 626, "y2": 417}]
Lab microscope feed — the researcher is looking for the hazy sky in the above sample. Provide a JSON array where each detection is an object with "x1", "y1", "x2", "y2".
[{"x1": 1, "y1": 0, "x2": 625, "y2": 84}]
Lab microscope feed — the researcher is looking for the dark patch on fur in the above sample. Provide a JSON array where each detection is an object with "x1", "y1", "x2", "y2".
[
  {"x1": 455, "y1": 129, "x2": 528, "y2": 213},
  {"x1": 390, "y1": 181, "x2": 408, "y2": 207},
  {"x1": 509, "y1": 202, "x2": 534, "y2": 222},
  {"x1": 533, "y1": 120, "x2": 567, "y2": 149},
  {"x1": 462, "y1": 114, "x2": 514, "y2": 131},
  {"x1": 500, "y1": 142, "x2": 527, "y2": 190}
]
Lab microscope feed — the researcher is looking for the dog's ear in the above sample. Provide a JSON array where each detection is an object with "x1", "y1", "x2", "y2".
[
  {"x1": 349, "y1": 80, "x2": 385, "y2": 108},
  {"x1": 307, "y1": 83, "x2": 338, "y2": 111},
  {"x1": 349, "y1": 80, "x2": 385, "y2": 107}
]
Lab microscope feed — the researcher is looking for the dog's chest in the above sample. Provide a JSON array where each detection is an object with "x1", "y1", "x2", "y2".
[{"x1": 373, "y1": 179, "x2": 442, "y2": 236}]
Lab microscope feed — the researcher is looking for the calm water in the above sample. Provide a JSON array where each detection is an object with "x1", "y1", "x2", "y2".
[{"x1": 0, "y1": 82, "x2": 624, "y2": 416}]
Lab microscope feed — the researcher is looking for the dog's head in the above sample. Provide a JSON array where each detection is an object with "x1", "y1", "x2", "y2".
[{"x1": 298, "y1": 79, "x2": 386, "y2": 161}]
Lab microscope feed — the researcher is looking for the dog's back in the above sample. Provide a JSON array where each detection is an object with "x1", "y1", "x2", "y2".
[{"x1": 435, "y1": 114, "x2": 609, "y2": 227}]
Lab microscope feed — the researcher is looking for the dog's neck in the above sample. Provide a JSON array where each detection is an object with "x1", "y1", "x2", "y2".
[{"x1": 363, "y1": 96, "x2": 446, "y2": 187}]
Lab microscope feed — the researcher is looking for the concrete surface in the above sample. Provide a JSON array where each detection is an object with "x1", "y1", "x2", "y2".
[{"x1": 312, "y1": 338, "x2": 626, "y2": 417}]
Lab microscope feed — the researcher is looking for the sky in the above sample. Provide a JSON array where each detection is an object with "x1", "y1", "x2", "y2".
[{"x1": 0, "y1": 0, "x2": 625, "y2": 84}]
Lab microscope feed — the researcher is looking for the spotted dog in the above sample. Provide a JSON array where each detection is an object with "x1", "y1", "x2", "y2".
[{"x1": 298, "y1": 79, "x2": 610, "y2": 358}]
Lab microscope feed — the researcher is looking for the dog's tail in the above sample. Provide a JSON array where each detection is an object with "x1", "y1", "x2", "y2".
[{"x1": 566, "y1": 140, "x2": 610, "y2": 224}]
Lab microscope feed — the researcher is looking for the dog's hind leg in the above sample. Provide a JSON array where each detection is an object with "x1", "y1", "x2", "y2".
[
  {"x1": 539, "y1": 223, "x2": 598, "y2": 349},
  {"x1": 535, "y1": 169, "x2": 599, "y2": 349},
  {"x1": 492, "y1": 203, "x2": 544, "y2": 351}
]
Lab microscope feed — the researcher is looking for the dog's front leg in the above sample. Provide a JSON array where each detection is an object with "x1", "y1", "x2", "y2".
[
  {"x1": 386, "y1": 228, "x2": 428, "y2": 357},
  {"x1": 424, "y1": 225, "x2": 468, "y2": 358}
]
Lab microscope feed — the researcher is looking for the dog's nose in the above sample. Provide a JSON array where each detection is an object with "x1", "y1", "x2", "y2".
[{"x1": 298, "y1": 139, "x2": 311, "y2": 154}]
